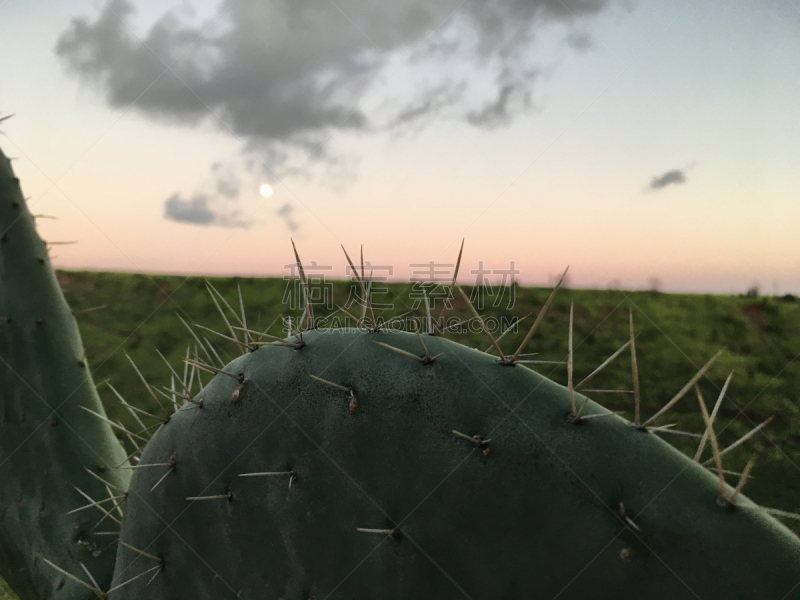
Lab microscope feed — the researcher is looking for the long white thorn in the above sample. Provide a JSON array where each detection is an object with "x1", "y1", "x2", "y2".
[
  {"x1": 106, "y1": 564, "x2": 163, "y2": 594},
  {"x1": 436, "y1": 238, "x2": 464, "y2": 327},
  {"x1": 105, "y1": 383, "x2": 151, "y2": 436},
  {"x1": 291, "y1": 238, "x2": 314, "y2": 328},
  {"x1": 455, "y1": 283, "x2": 504, "y2": 359},
  {"x1": 413, "y1": 321, "x2": 431, "y2": 360},
  {"x1": 697, "y1": 390, "x2": 726, "y2": 499},
  {"x1": 729, "y1": 456, "x2": 757, "y2": 504},
  {"x1": 237, "y1": 282, "x2": 250, "y2": 346},
  {"x1": 119, "y1": 541, "x2": 163, "y2": 563},
  {"x1": 484, "y1": 313, "x2": 531, "y2": 354},
  {"x1": 203, "y1": 335, "x2": 225, "y2": 368},
  {"x1": 150, "y1": 466, "x2": 175, "y2": 492},
  {"x1": 65, "y1": 495, "x2": 126, "y2": 516},
  {"x1": 702, "y1": 417, "x2": 773, "y2": 466},
  {"x1": 308, "y1": 373, "x2": 351, "y2": 392},
  {"x1": 155, "y1": 348, "x2": 190, "y2": 395},
  {"x1": 40, "y1": 557, "x2": 105, "y2": 597},
  {"x1": 643, "y1": 349, "x2": 725, "y2": 427},
  {"x1": 182, "y1": 345, "x2": 190, "y2": 391},
  {"x1": 509, "y1": 266, "x2": 568, "y2": 363},
  {"x1": 693, "y1": 372, "x2": 732, "y2": 462},
  {"x1": 177, "y1": 315, "x2": 215, "y2": 367},
  {"x1": 83, "y1": 467, "x2": 128, "y2": 494},
  {"x1": 79, "y1": 407, "x2": 148, "y2": 443},
  {"x1": 423, "y1": 286, "x2": 432, "y2": 334},
  {"x1": 106, "y1": 484, "x2": 125, "y2": 519},
  {"x1": 125, "y1": 353, "x2": 168, "y2": 418},
  {"x1": 356, "y1": 527, "x2": 397, "y2": 537},
  {"x1": 374, "y1": 341, "x2": 424, "y2": 363},
  {"x1": 629, "y1": 310, "x2": 641, "y2": 426},
  {"x1": 80, "y1": 562, "x2": 101, "y2": 592},
  {"x1": 73, "y1": 486, "x2": 121, "y2": 525},
  {"x1": 205, "y1": 280, "x2": 243, "y2": 343},
  {"x1": 568, "y1": 302, "x2": 577, "y2": 417}
]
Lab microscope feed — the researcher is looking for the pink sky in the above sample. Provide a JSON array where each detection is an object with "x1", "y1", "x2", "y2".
[{"x1": 3, "y1": 1, "x2": 799, "y2": 295}]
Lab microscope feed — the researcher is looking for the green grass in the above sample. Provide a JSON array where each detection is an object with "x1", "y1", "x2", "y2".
[
  {"x1": 3, "y1": 270, "x2": 800, "y2": 598},
  {"x1": 58, "y1": 271, "x2": 800, "y2": 516}
]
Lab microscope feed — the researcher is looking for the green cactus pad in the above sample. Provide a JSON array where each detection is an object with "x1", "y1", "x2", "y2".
[
  {"x1": 0, "y1": 149, "x2": 130, "y2": 600},
  {"x1": 112, "y1": 329, "x2": 800, "y2": 599},
  {"x1": 2, "y1": 140, "x2": 800, "y2": 600}
]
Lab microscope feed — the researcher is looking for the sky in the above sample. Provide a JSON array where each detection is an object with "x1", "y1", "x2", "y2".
[{"x1": 1, "y1": 0, "x2": 799, "y2": 294}]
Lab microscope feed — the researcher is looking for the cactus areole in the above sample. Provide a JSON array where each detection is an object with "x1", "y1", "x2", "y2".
[{"x1": 2, "y1": 143, "x2": 800, "y2": 600}]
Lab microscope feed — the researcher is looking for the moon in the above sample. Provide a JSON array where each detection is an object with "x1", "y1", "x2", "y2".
[{"x1": 259, "y1": 184, "x2": 273, "y2": 198}]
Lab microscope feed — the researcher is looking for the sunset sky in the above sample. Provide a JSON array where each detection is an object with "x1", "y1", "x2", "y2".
[{"x1": 1, "y1": 0, "x2": 799, "y2": 293}]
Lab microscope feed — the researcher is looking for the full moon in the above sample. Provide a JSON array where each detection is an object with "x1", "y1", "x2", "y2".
[{"x1": 259, "y1": 183, "x2": 273, "y2": 198}]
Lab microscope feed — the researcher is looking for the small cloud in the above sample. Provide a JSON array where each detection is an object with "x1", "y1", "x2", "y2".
[
  {"x1": 163, "y1": 162, "x2": 250, "y2": 228},
  {"x1": 277, "y1": 203, "x2": 299, "y2": 233},
  {"x1": 389, "y1": 82, "x2": 466, "y2": 129},
  {"x1": 164, "y1": 194, "x2": 215, "y2": 225},
  {"x1": 215, "y1": 174, "x2": 240, "y2": 199},
  {"x1": 649, "y1": 169, "x2": 687, "y2": 190},
  {"x1": 210, "y1": 162, "x2": 241, "y2": 198},
  {"x1": 466, "y1": 77, "x2": 534, "y2": 129},
  {"x1": 164, "y1": 193, "x2": 248, "y2": 228},
  {"x1": 566, "y1": 31, "x2": 593, "y2": 53}
]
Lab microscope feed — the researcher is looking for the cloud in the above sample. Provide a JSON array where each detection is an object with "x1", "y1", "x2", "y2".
[
  {"x1": 162, "y1": 159, "x2": 253, "y2": 228},
  {"x1": 389, "y1": 82, "x2": 466, "y2": 129},
  {"x1": 163, "y1": 192, "x2": 248, "y2": 228},
  {"x1": 566, "y1": 31, "x2": 593, "y2": 52},
  {"x1": 165, "y1": 193, "x2": 217, "y2": 225},
  {"x1": 649, "y1": 169, "x2": 687, "y2": 190},
  {"x1": 56, "y1": 0, "x2": 613, "y2": 175},
  {"x1": 466, "y1": 73, "x2": 536, "y2": 129},
  {"x1": 211, "y1": 163, "x2": 240, "y2": 198},
  {"x1": 277, "y1": 203, "x2": 298, "y2": 233}
]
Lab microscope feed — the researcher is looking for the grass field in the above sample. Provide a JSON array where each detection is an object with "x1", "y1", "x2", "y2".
[
  {"x1": 59, "y1": 270, "x2": 800, "y2": 517},
  {"x1": 3, "y1": 270, "x2": 800, "y2": 597}
]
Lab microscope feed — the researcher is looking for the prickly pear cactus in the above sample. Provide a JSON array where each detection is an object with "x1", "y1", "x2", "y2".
[
  {"x1": 110, "y1": 327, "x2": 800, "y2": 600},
  {"x1": 2, "y1": 140, "x2": 800, "y2": 599},
  {"x1": 0, "y1": 147, "x2": 130, "y2": 599}
]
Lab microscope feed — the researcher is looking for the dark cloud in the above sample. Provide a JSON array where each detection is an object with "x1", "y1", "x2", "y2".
[
  {"x1": 389, "y1": 82, "x2": 466, "y2": 129},
  {"x1": 466, "y1": 75, "x2": 535, "y2": 129},
  {"x1": 56, "y1": 0, "x2": 613, "y2": 174},
  {"x1": 277, "y1": 203, "x2": 298, "y2": 233},
  {"x1": 649, "y1": 169, "x2": 687, "y2": 190},
  {"x1": 164, "y1": 193, "x2": 248, "y2": 228},
  {"x1": 162, "y1": 160, "x2": 250, "y2": 228},
  {"x1": 566, "y1": 31, "x2": 593, "y2": 52},
  {"x1": 216, "y1": 178, "x2": 239, "y2": 198},
  {"x1": 165, "y1": 194, "x2": 215, "y2": 225},
  {"x1": 212, "y1": 164, "x2": 240, "y2": 198}
]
